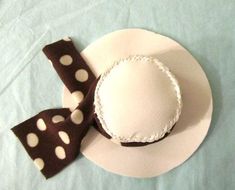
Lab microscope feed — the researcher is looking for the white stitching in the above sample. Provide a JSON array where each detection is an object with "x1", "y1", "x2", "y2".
[{"x1": 94, "y1": 55, "x2": 183, "y2": 143}]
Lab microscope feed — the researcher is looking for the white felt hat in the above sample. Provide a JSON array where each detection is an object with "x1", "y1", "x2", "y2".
[{"x1": 62, "y1": 29, "x2": 213, "y2": 177}]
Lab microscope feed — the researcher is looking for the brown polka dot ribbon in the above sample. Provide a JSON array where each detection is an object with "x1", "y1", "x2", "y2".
[
  {"x1": 12, "y1": 38, "x2": 98, "y2": 179},
  {"x1": 11, "y1": 38, "x2": 174, "y2": 179}
]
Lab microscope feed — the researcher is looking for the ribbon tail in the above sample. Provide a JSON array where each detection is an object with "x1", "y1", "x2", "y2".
[
  {"x1": 11, "y1": 79, "x2": 97, "y2": 178},
  {"x1": 42, "y1": 37, "x2": 96, "y2": 104},
  {"x1": 42, "y1": 37, "x2": 107, "y2": 138}
]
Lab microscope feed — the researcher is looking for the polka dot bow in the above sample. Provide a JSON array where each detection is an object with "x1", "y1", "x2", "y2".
[{"x1": 12, "y1": 38, "x2": 99, "y2": 179}]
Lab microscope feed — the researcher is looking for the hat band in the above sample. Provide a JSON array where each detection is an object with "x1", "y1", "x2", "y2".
[{"x1": 11, "y1": 38, "x2": 174, "y2": 179}]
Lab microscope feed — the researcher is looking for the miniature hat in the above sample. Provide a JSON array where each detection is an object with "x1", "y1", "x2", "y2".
[
  {"x1": 12, "y1": 29, "x2": 212, "y2": 179},
  {"x1": 63, "y1": 29, "x2": 213, "y2": 177}
]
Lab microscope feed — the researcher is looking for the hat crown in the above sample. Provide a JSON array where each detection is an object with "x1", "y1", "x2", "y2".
[{"x1": 94, "y1": 55, "x2": 182, "y2": 144}]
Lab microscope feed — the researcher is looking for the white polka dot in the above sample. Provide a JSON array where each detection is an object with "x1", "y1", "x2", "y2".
[
  {"x1": 59, "y1": 55, "x2": 73, "y2": 66},
  {"x1": 34, "y1": 158, "x2": 44, "y2": 170},
  {"x1": 52, "y1": 115, "x2": 65, "y2": 124},
  {"x1": 69, "y1": 106, "x2": 76, "y2": 112},
  {"x1": 58, "y1": 131, "x2": 70, "y2": 144},
  {"x1": 70, "y1": 109, "x2": 84, "y2": 125},
  {"x1": 48, "y1": 60, "x2": 52, "y2": 65},
  {"x1": 75, "y1": 69, "x2": 89, "y2": 82},
  {"x1": 26, "y1": 133, "x2": 39, "y2": 147},
  {"x1": 63, "y1": 37, "x2": 71, "y2": 41},
  {"x1": 72, "y1": 91, "x2": 84, "y2": 103},
  {"x1": 55, "y1": 146, "x2": 66, "y2": 159},
  {"x1": 36, "y1": 118, "x2": 47, "y2": 131}
]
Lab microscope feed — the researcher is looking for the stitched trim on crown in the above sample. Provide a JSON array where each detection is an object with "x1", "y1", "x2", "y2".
[{"x1": 94, "y1": 55, "x2": 182, "y2": 143}]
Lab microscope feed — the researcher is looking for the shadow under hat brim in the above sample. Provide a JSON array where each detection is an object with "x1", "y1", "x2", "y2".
[{"x1": 62, "y1": 29, "x2": 213, "y2": 178}]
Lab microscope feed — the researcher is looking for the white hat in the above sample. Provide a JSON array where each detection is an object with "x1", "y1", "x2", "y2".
[{"x1": 63, "y1": 28, "x2": 213, "y2": 178}]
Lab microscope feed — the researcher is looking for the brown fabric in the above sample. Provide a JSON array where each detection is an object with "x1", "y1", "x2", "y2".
[
  {"x1": 43, "y1": 39, "x2": 95, "y2": 95},
  {"x1": 42, "y1": 38, "x2": 111, "y2": 142},
  {"x1": 12, "y1": 38, "x2": 98, "y2": 179}
]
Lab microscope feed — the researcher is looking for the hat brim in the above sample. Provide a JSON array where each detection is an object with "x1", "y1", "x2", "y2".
[{"x1": 62, "y1": 29, "x2": 213, "y2": 178}]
